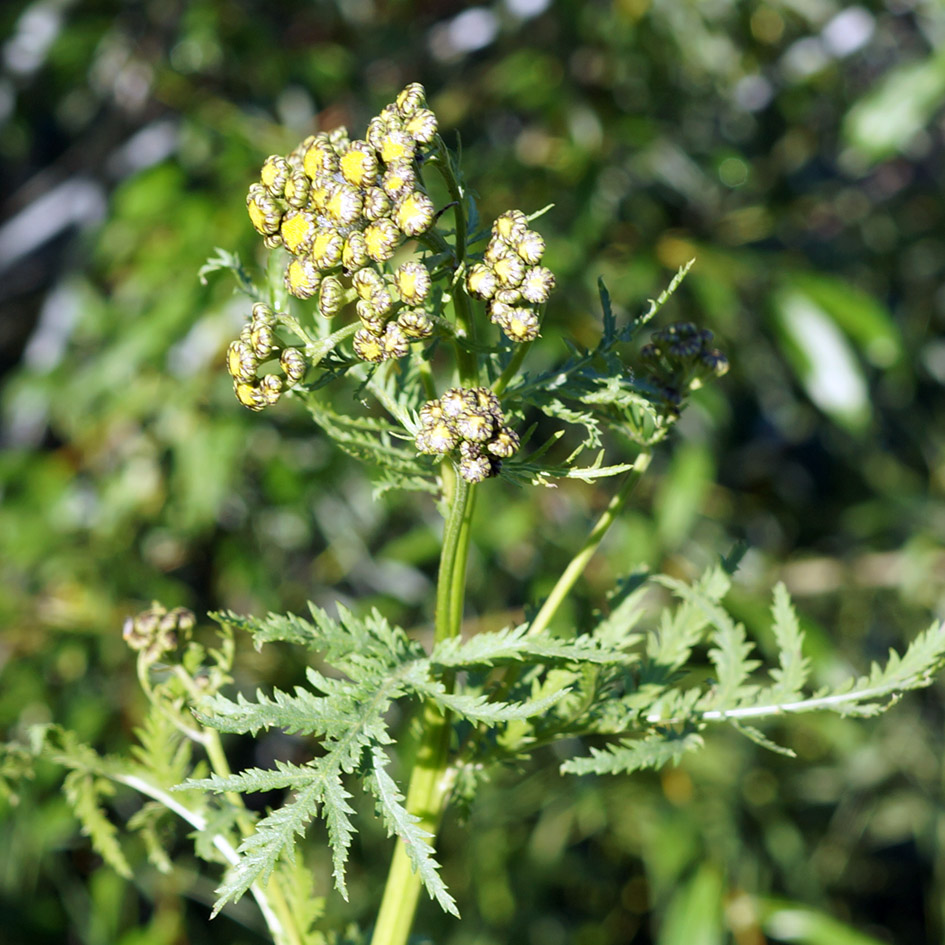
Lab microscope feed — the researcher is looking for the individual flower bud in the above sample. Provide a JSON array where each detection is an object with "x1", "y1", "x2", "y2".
[
  {"x1": 251, "y1": 302, "x2": 274, "y2": 325},
  {"x1": 472, "y1": 386, "x2": 502, "y2": 417},
  {"x1": 281, "y1": 209, "x2": 317, "y2": 255},
  {"x1": 379, "y1": 104, "x2": 402, "y2": 127},
  {"x1": 394, "y1": 191, "x2": 435, "y2": 236},
  {"x1": 405, "y1": 108, "x2": 437, "y2": 145},
  {"x1": 234, "y1": 380, "x2": 266, "y2": 411},
  {"x1": 284, "y1": 169, "x2": 311, "y2": 207},
  {"x1": 356, "y1": 299, "x2": 386, "y2": 335},
  {"x1": 353, "y1": 327, "x2": 387, "y2": 363},
  {"x1": 419, "y1": 399, "x2": 445, "y2": 424},
  {"x1": 455, "y1": 408, "x2": 495, "y2": 443},
  {"x1": 263, "y1": 232, "x2": 284, "y2": 250},
  {"x1": 339, "y1": 140, "x2": 379, "y2": 188},
  {"x1": 378, "y1": 129, "x2": 416, "y2": 165},
  {"x1": 493, "y1": 209, "x2": 528, "y2": 244},
  {"x1": 318, "y1": 275, "x2": 344, "y2": 318},
  {"x1": 699, "y1": 349, "x2": 729, "y2": 377},
  {"x1": 303, "y1": 134, "x2": 338, "y2": 178},
  {"x1": 371, "y1": 288, "x2": 394, "y2": 316},
  {"x1": 260, "y1": 155, "x2": 290, "y2": 196},
  {"x1": 352, "y1": 267, "x2": 384, "y2": 300},
  {"x1": 395, "y1": 261, "x2": 432, "y2": 304},
  {"x1": 395, "y1": 82, "x2": 426, "y2": 117},
  {"x1": 493, "y1": 251, "x2": 526, "y2": 288},
  {"x1": 458, "y1": 443, "x2": 494, "y2": 483},
  {"x1": 247, "y1": 183, "x2": 283, "y2": 235},
  {"x1": 441, "y1": 387, "x2": 477, "y2": 418},
  {"x1": 484, "y1": 237, "x2": 511, "y2": 267},
  {"x1": 280, "y1": 347, "x2": 306, "y2": 384},
  {"x1": 259, "y1": 373, "x2": 283, "y2": 406},
  {"x1": 382, "y1": 161, "x2": 416, "y2": 198},
  {"x1": 342, "y1": 232, "x2": 369, "y2": 271},
  {"x1": 366, "y1": 115, "x2": 390, "y2": 152},
  {"x1": 397, "y1": 308, "x2": 434, "y2": 339},
  {"x1": 488, "y1": 300, "x2": 513, "y2": 325},
  {"x1": 250, "y1": 322, "x2": 277, "y2": 358},
  {"x1": 520, "y1": 266, "x2": 556, "y2": 304},
  {"x1": 363, "y1": 186, "x2": 392, "y2": 221},
  {"x1": 364, "y1": 218, "x2": 400, "y2": 262},
  {"x1": 416, "y1": 418, "x2": 458, "y2": 454},
  {"x1": 227, "y1": 340, "x2": 258, "y2": 383},
  {"x1": 311, "y1": 226, "x2": 344, "y2": 269},
  {"x1": 466, "y1": 263, "x2": 498, "y2": 300},
  {"x1": 285, "y1": 255, "x2": 322, "y2": 299},
  {"x1": 487, "y1": 427, "x2": 520, "y2": 458},
  {"x1": 325, "y1": 182, "x2": 364, "y2": 228},
  {"x1": 493, "y1": 287, "x2": 521, "y2": 307},
  {"x1": 514, "y1": 229, "x2": 545, "y2": 265},
  {"x1": 495, "y1": 306, "x2": 541, "y2": 343},
  {"x1": 328, "y1": 125, "x2": 350, "y2": 152},
  {"x1": 380, "y1": 321, "x2": 409, "y2": 359}
]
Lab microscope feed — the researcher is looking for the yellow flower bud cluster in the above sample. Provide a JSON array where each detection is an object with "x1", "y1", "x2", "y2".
[
  {"x1": 465, "y1": 209, "x2": 555, "y2": 343},
  {"x1": 226, "y1": 303, "x2": 307, "y2": 411},
  {"x1": 415, "y1": 387, "x2": 520, "y2": 483},
  {"x1": 245, "y1": 83, "x2": 440, "y2": 364}
]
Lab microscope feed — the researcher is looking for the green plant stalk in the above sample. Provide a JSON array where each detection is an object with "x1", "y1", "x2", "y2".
[
  {"x1": 429, "y1": 136, "x2": 479, "y2": 387},
  {"x1": 527, "y1": 449, "x2": 652, "y2": 637},
  {"x1": 370, "y1": 466, "x2": 476, "y2": 945}
]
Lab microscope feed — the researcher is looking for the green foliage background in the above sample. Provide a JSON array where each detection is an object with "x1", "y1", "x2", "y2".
[{"x1": 1, "y1": 1, "x2": 944, "y2": 943}]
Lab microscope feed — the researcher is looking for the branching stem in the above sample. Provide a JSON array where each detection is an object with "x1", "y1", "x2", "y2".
[{"x1": 527, "y1": 449, "x2": 652, "y2": 637}]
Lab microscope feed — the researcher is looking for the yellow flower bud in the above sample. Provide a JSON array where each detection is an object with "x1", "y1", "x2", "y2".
[{"x1": 394, "y1": 191, "x2": 435, "y2": 237}]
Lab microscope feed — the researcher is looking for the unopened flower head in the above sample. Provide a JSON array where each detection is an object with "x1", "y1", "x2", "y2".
[
  {"x1": 242, "y1": 84, "x2": 443, "y2": 366},
  {"x1": 470, "y1": 209, "x2": 554, "y2": 344},
  {"x1": 415, "y1": 387, "x2": 519, "y2": 482},
  {"x1": 642, "y1": 321, "x2": 729, "y2": 410}
]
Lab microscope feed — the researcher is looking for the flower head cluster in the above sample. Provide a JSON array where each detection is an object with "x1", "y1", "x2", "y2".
[
  {"x1": 226, "y1": 302, "x2": 307, "y2": 411},
  {"x1": 640, "y1": 322, "x2": 729, "y2": 410},
  {"x1": 466, "y1": 209, "x2": 555, "y2": 343},
  {"x1": 415, "y1": 387, "x2": 520, "y2": 483},
  {"x1": 123, "y1": 602, "x2": 195, "y2": 662},
  {"x1": 245, "y1": 83, "x2": 440, "y2": 365}
]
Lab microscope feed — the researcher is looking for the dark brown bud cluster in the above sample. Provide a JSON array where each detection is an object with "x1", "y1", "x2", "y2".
[
  {"x1": 415, "y1": 387, "x2": 520, "y2": 483},
  {"x1": 466, "y1": 209, "x2": 555, "y2": 343},
  {"x1": 123, "y1": 602, "x2": 195, "y2": 662},
  {"x1": 246, "y1": 83, "x2": 440, "y2": 364},
  {"x1": 640, "y1": 322, "x2": 729, "y2": 410},
  {"x1": 226, "y1": 302, "x2": 307, "y2": 411}
]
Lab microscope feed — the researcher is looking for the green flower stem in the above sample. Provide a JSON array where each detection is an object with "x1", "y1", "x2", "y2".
[
  {"x1": 527, "y1": 449, "x2": 652, "y2": 637},
  {"x1": 430, "y1": 137, "x2": 479, "y2": 386},
  {"x1": 492, "y1": 338, "x2": 533, "y2": 397},
  {"x1": 371, "y1": 466, "x2": 476, "y2": 945}
]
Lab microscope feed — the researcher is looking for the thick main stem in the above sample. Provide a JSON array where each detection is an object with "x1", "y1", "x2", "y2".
[{"x1": 370, "y1": 467, "x2": 476, "y2": 945}]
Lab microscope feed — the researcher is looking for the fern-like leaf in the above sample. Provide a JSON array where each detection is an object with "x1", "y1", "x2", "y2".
[
  {"x1": 365, "y1": 748, "x2": 459, "y2": 917},
  {"x1": 213, "y1": 778, "x2": 325, "y2": 915},
  {"x1": 63, "y1": 768, "x2": 132, "y2": 879},
  {"x1": 765, "y1": 582, "x2": 809, "y2": 703},
  {"x1": 561, "y1": 730, "x2": 704, "y2": 776}
]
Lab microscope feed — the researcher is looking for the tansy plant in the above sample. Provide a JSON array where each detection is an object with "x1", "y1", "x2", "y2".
[{"x1": 17, "y1": 84, "x2": 945, "y2": 945}]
